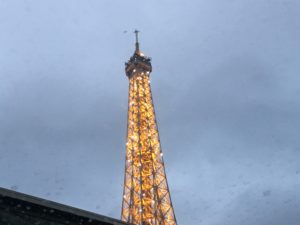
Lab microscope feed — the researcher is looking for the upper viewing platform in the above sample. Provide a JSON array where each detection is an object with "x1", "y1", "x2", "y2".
[{"x1": 125, "y1": 30, "x2": 152, "y2": 78}]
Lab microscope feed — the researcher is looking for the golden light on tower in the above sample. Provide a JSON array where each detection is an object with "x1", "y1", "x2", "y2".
[{"x1": 121, "y1": 31, "x2": 178, "y2": 225}]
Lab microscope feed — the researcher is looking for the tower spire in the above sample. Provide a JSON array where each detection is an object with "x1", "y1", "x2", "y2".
[{"x1": 134, "y1": 29, "x2": 140, "y2": 54}]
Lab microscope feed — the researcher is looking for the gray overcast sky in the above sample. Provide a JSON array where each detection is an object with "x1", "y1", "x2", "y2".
[{"x1": 0, "y1": 0, "x2": 300, "y2": 225}]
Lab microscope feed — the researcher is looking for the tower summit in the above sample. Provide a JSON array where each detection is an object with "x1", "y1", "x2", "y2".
[
  {"x1": 134, "y1": 30, "x2": 140, "y2": 54},
  {"x1": 121, "y1": 32, "x2": 178, "y2": 225}
]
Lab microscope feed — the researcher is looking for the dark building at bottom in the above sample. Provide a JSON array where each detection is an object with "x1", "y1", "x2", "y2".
[{"x1": 0, "y1": 187, "x2": 128, "y2": 225}]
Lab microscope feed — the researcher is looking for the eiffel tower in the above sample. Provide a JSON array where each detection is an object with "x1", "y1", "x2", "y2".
[{"x1": 121, "y1": 31, "x2": 178, "y2": 225}]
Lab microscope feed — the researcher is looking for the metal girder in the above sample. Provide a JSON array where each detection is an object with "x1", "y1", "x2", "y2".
[{"x1": 121, "y1": 68, "x2": 177, "y2": 225}]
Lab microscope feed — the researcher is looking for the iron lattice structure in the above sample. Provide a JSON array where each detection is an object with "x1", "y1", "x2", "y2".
[{"x1": 121, "y1": 31, "x2": 177, "y2": 225}]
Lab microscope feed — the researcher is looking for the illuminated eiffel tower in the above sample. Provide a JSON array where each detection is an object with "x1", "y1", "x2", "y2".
[{"x1": 121, "y1": 31, "x2": 178, "y2": 225}]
